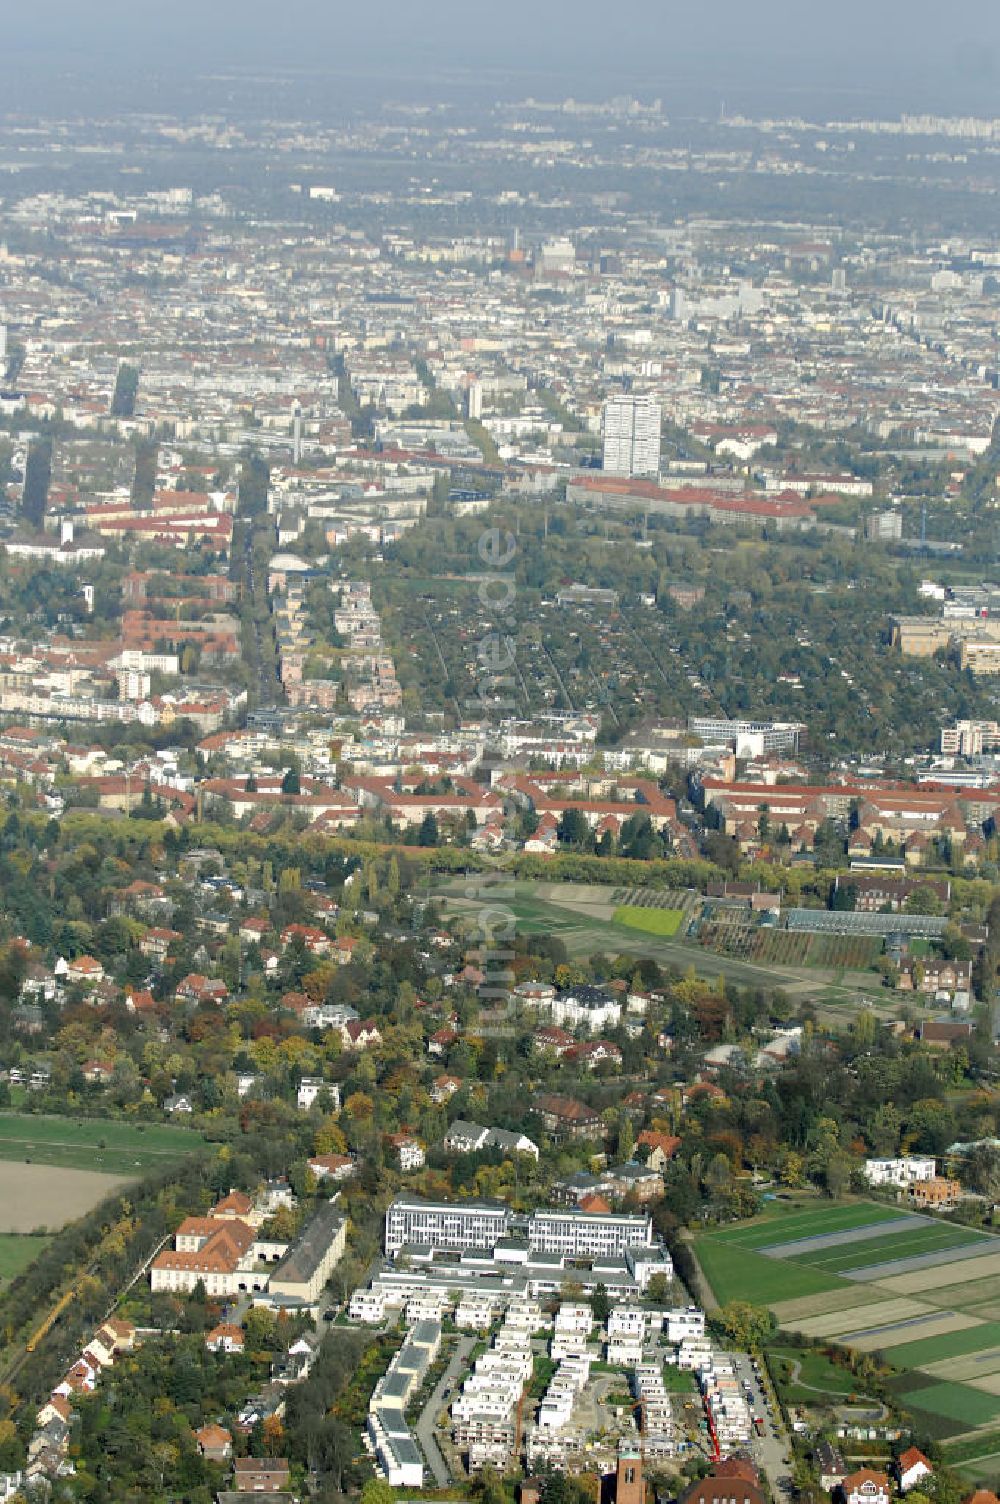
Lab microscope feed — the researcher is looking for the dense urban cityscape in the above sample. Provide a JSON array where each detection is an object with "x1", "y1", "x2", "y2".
[{"x1": 2, "y1": 6, "x2": 1000, "y2": 1504}]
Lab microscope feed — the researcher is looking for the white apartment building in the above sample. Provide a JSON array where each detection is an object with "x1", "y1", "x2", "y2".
[
  {"x1": 665, "y1": 1307, "x2": 706, "y2": 1344},
  {"x1": 552, "y1": 1303, "x2": 593, "y2": 1358},
  {"x1": 940, "y1": 719, "x2": 1000, "y2": 756},
  {"x1": 864, "y1": 1157, "x2": 936, "y2": 1188},
  {"x1": 602, "y1": 394, "x2": 661, "y2": 479},
  {"x1": 455, "y1": 1295, "x2": 497, "y2": 1331},
  {"x1": 528, "y1": 1209, "x2": 653, "y2": 1260},
  {"x1": 607, "y1": 1333, "x2": 644, "y2": 1365},
  {"x1": 384, "y1": 1196, "x2": 512, "y2": 1255},
  {"x1": 451, "y1": 1319, "x2": 533, "y2": 1471},
  {"x1": 297, "y1": 1077, "x2": 340, "y2": 1111},
  {"x1": 633, "y1": 1364, "x2": 674, "y2": 1454},
  {"x1": 366, "y1": 1320, "x2": 441, "y2": 1489},
  {"x1": 608, "y1": 1307, "x2": 647, "y2": 1340},
  {"x1": 544, "y1": 990, "x2": 622, "y2": 1034},
  {"x1": 405, "y1": 1292, "x2": 447, "y2": 1324},
  {"x1": 677, "y1": 1337, "x2": 713, "y2": 1370},
  {"x1": 349, "y1": 1288, "x2": 386, "y2": 1323}
]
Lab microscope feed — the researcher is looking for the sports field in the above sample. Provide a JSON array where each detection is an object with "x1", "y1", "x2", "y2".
[
  {"x1": 694, "y1": 1197, "x2": 1000, "y2": 1440},
  {"x1": 613, "y1": 905, "x2": 684, "y2": 937},
  {"x1": 0, "y1": 1113, "x2": 206, "y2": 1174}
]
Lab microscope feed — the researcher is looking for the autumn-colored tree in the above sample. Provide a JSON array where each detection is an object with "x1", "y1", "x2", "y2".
[{"x1": 262, "y1": 1414, "x2": 285, "y2": 1456}]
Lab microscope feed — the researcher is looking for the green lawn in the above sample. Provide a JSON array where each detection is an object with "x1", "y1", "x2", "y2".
[
  {"x1": 769, "y1": 1345, "x2": 859, "y2": 1396},
  {"x1": 0, "y1": 1113, "x2": 207, "y2": 1173},
  {"x1": 769, "y1": 1345, "x2": 864, "y2": 1405},
  {"x1": 885, "y1": 1322, "x2": 1000, "y2": 1370},
  {"x1": 788, "y1": 1222, "x2": 987, "y2": 1274},
  {"x1": 695, "y1": 1236, "x2": 851, "y2": 1307},
  {"x1": 0, "y1": 1233, "x2": 50, "y2": 1285},
  {"x1": 613, "y1": 906, "x2": 684, "y2": 937}
]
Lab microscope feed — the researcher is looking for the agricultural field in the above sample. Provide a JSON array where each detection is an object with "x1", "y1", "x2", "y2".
[
  {"x1": 0, "y1": 1113, "x2": 207, "y2": 1175},
  {"x1": 942, "y1": 1427, "x2": 1000, "y2": 1483},
  {"x1": 697, "y1": 916, "x2": 883, "y2": 973},
  {"x1": 695, "y1": 1196, "x2": 1000, "y2": 1440},
  {"x1": 434, "y1": 878, "x2": 880, "y2": 1004},
  {"x1": 0, "y1": 1162, "x2": 130, "y2": 1232},
  {"x1": 749, "y1": 930, "x2": 884, "y2": 971},
  {"x1": 613, "y1": 905, "x2": 684, "y2": 937}
]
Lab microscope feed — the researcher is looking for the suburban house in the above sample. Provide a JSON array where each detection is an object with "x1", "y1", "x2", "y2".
[
  {"x1": 385, "y1": 1133, "x2": 426, "y2": 1171},
  {"x1": 897, "y1": 1448, "x2": 933, "y2": 1493},
  {"x1": 196, "y1": 1424, "x2": 233, "y2": 1461},
  {"x1": 532, "y1": 1093, "x2": 603, "y2": 1142},
  {"x1": 233, "y1": 1457, "x2": 291, "y2": 1493},
  {"x1": 840, "y1": 1469, "x2": 892, "y2": 1504},
  {"x1": 205, "y1": 1324, "x2": 245, "y2": 1354}
]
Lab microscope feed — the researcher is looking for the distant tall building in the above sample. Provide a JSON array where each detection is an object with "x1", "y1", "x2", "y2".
[
  {"x1": 0, "y1": 319, "x2": 7, "y2": 370},
  {"x1": 865, "y1": 509, "x2": 902, "y2": 543},
  {"x1": 292, "y1": 402, "x2": 303, "y2": 465},
  {"x1": 602, "y1": 394, "x2": 661, "y2": 478},
  {"x1": 465, "y1": 380, "x2": 483, "y2": 421}
]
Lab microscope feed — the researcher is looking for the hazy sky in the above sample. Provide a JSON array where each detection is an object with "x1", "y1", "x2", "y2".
[{"x1": 3, "y1": 0, "x2": 1000, "y2": 117}]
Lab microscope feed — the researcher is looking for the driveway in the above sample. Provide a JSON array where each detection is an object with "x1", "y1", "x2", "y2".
[{"x1": 415, "y1": 1333, "x2": 474, "y2": 1486}]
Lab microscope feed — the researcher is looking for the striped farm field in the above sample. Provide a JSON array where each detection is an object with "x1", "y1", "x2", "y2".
[
  {"x1": 707, "y1": 1200, "x2": 903, "y2": 1251},
  {"x1": 786, "y1": 1222, "x2": 987, "y2": 1275},
  {"x1": 928, "y1": 1353, "x2": 1000, "y2": 1384},
  {"x1": 883, "y1": 1321, "x2": 1000, "y2": 1370},
  {"x1": 966, "y1": 1303, "x2": 1000, "y2": 1322},
  {"x1": 772, "y1": 1288, "x2": 891, "y2": 1325},
  {"x1": 914, "y1": 1275, "x2": 1000, "y2": 1311},
  {"x1": 695, "y1": 1199, "x2": 1000, "y2": 1441},
  {"x1": 846, "y1": 1313, "x2": 980, "y2": 1353},
  {"x1": 953, "y1": 1454, "x2": 1000, "y2": 1485},
  {"x1": 894, "y1": 1378, "x2": 1000, "y2": 1436},
  {"x1": 876, "y1": 1251, "x2": 1000, "y2": 1295},
  {"x1": 789, "y1": 1298, "x2": 932, "y2": 1340}
]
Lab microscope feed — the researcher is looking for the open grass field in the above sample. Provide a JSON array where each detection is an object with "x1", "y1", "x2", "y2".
[
  {"x1": 695, "y1": 1234, "x2": 851, "y2": 1307},
  {"x1": 0, "y1": 1233, "x2": 51, "y2": 1286},
  {"x1": 613, "y1": 905, "x2": 684, "y2": 937},
  {"x1": 769, "y1": 1346, "x2": 861, "y2": 1404},
  {"x1": 0, "y1": 1113, "x2": 206, "y2": 1174}
]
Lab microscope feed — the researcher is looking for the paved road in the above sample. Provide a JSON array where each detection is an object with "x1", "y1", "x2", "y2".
[
  {"x1": 415, "y1": 1333, "x2": 474, "y2": 1487},
  {"x1": 728, "y1": 1351, "x2": 791, "y2": 1496}
]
